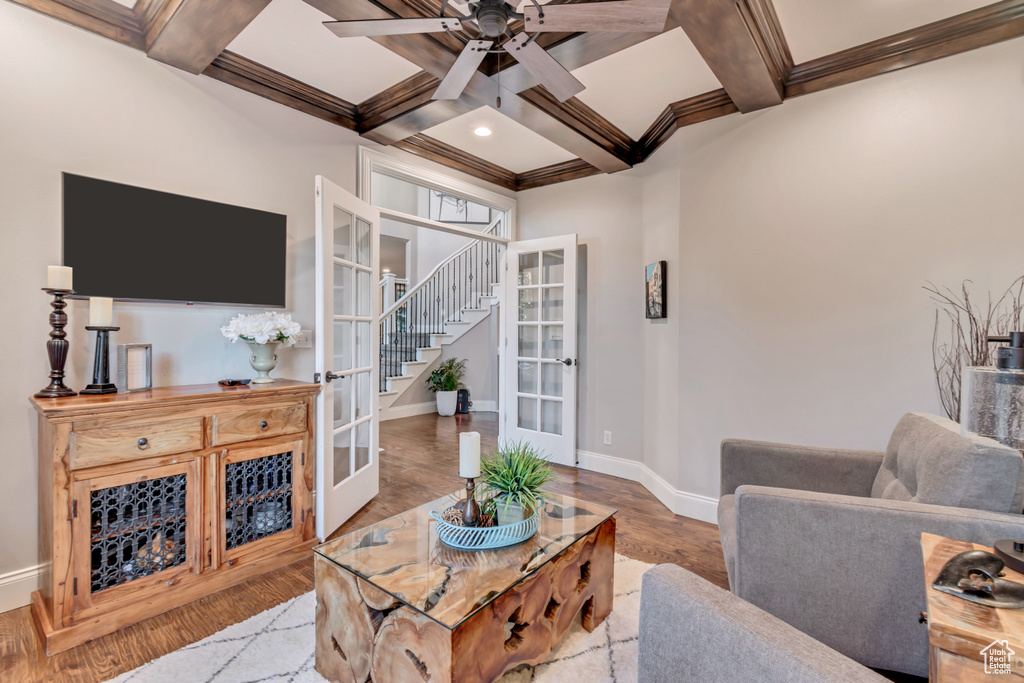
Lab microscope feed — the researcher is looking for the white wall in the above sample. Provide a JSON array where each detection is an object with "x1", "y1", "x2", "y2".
[
  {"x1": 519, "y1": 36, "x2": 1024, "y2": 522},
  {"x1": 518, "y1": 175, "x2": 646, "y2": 459}
]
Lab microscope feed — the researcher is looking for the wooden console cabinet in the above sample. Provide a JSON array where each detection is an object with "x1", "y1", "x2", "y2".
[{"x1": 31, "y1": 380, "x2": 320, "y2": 655}]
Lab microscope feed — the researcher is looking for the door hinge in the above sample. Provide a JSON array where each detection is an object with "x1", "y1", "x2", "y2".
[
  {"x1": 73, "y1": 577, "x2": 78, "y2": 596},
  {"x1": 313, "y1": 372, "x2": 321, "y2": 383},
  {"x1": 72, "y1": 500, "x2": 77, "y2": 518}
]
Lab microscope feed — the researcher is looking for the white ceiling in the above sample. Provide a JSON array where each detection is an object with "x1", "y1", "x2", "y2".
[
  {"x1": 571, "y1": 27, "x2": 721, "y2": 139},
  {"x1": 773, "y1": 0, "x2": 993, "y2": 64},
  {"x1": 111, "y1": 0, "x2": 135, "y2": 7},
  {"x1": 422, "y1": 108, "x2": 577, "y2": 173},
  {"x1": 227, "y1": 0, "x2": 422, "y2": 104}
]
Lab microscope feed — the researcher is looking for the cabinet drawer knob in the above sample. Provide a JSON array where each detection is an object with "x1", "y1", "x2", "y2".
[
  {"x1": 259, "y1": 420, "x2": 269, "y2": 431},
  {"x1": 138, "y1": 437, "x2": 149, "y2": 450}
]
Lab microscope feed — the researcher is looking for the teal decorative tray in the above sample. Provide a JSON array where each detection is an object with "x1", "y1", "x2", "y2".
[{"x1": 430, "y1": 507, "x2": 538, "y2": 550}]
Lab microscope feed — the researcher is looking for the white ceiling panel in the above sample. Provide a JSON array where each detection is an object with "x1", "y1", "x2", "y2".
[
  {"x1": 570, "y1": 28, "x2": 721, "y2": 139},
  {"x1": 227, "y1": 0, "x2": 422, "y2": 104},
  {"x1": 110, "y1": 0, "x2": 134, "y2": 7},
  {"x1": 423, "y1": 109, "x2": 577, "y2": 173},
  {"x1": 774, "y1": 0, "x2": 993, "y2": 64}
]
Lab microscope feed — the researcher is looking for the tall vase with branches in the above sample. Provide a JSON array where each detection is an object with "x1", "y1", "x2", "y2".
[{"x1": 925, "y1": 276, "x2": 1024, "y2": 422}]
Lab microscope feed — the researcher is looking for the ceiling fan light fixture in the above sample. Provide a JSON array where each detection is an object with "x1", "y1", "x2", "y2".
[{"x1": 474, "y1": 126, "x2": 492, "y2": 136}]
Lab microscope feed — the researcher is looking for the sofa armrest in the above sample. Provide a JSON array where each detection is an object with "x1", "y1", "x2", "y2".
[
  {"x1": 731, "y1": 485, "x2": 1024, "y2": 677},
  {"x1": 720, "y1": 439, "x2": 884, "y2": 497},
  {"x1": 638, "y1": 564, "x2": 888, "y2": 683}
]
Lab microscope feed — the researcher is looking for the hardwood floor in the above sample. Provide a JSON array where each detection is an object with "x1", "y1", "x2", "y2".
[{"x1": 0, "y1": 412, "x2": 726, "y2": 683}]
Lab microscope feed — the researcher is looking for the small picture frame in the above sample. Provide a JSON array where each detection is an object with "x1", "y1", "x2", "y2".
[
  {"x1": 117, "y1": 344, "x2": 153, "y2": 392},
  {"x1": 645, "y1": 261, "x2": 667, "y2": 319}
]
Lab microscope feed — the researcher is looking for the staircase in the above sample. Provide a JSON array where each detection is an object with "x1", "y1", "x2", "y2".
[{"x1": 379, "y1": 217, "x2": 505, "y2": 412}]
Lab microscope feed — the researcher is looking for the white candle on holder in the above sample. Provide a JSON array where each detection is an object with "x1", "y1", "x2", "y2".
[
  {"x1": 46, "y1": 265, "x2": 73, "y2": 290},
  {"x1": 459, "y1": 431, "x2": 481, "y2": 478},
  {"x1": 89, "y1": 297, "x2": 113, "y2": 327}
]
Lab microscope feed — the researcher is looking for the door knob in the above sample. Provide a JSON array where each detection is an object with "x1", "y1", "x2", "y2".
[
  {"x1": 325, "y1": 371, "x2": 345, "y2": 383},
  {"x1": 555, "y1": 358, "x2": 573, "y2": 367}
]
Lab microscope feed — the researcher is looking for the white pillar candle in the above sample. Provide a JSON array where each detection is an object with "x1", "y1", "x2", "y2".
[
  {"x1": 459, "y1": 431, "x2": 481, "y2": 479},
  {"x1": 46, "y1": 265, "x2": 73, "y2": 290},
  {"x1": 89, "y1": 297, "x2": 113, "y2": 327}
]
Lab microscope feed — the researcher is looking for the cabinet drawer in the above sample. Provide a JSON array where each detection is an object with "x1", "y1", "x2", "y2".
[
  {"x1": 211, "y1": 403, "x2": 306, "y2": 446},
  {"x1": 70, "y1": 417, "x2": 203, "y2": 470}
]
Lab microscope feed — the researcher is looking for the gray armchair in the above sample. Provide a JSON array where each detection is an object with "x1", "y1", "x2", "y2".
[
  {"x1": 638, "y1": 564, "x2": 888, "y2": 683},
  {"x1": 718, "y1": 412, "x2": 1024, "y2": 677}
]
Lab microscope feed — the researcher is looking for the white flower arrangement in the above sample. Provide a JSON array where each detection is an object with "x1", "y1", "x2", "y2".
[{"x1": 221, "y1": 312, "x2": 302, "y2": 347}]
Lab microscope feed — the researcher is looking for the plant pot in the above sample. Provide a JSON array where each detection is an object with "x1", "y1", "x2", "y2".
[
  {"x1": 436, "y1": 390, "x2": 457, "y2": 416},
  {"x1": 495, "y1": 498, "x2": 532, "y2": 526},
  {"x1": 247, "y1": 341, "x2": 279, "y2": 384}
]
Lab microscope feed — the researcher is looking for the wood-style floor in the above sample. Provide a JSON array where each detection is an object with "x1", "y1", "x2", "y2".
[{"x1": 0, "y1": 412, "x2": 726, "y2": 683}]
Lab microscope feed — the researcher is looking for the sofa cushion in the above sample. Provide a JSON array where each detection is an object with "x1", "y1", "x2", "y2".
[
  {"x1": 871, "y1": 412, "x2": 1024, "y2": 513},
  {"x1": 717, "y1": 494, "x2": 737, "y2": 588}
]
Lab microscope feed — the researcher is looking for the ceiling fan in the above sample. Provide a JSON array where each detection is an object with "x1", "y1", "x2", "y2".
[{"x1": 323, "y1": 0, "x2": 671, "y2": 103}]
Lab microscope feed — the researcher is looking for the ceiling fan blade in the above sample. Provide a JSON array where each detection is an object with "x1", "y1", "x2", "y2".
[
  {"x1": 522, "y1": 0, "x2": 670, "y2": 33},
  {"x1": 323, "y1": 17, "x2": 462, "y2": 38},
  {"x1": 432, "y1": 40, "x2": 493, "y2": 100},
  {"x1": 503, "y1": 33, "x2": 584, "y2": 102}
]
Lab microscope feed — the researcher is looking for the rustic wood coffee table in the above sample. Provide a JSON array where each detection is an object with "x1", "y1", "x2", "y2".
[{"x1": 313, "y1": 492, "x2": 616, "y2": 683}]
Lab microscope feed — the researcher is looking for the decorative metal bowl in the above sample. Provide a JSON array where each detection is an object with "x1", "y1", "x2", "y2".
[{"x1": 430, "y1": 506, "x2": 538, "y2": 551}]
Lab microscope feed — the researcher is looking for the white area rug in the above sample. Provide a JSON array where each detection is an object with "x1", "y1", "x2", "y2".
[{"x1": 107, "y1": 554, "x2": 652, "y2": 683}]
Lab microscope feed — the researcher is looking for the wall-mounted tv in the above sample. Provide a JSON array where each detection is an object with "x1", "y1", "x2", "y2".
[{"x1": 63, "y1": 173, "x2": 287, "y2": 307}]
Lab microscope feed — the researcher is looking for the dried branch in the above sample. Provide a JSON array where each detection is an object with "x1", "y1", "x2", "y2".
[{"x1": 925, "y1": 276, "x2": 1024, "y2": 421}]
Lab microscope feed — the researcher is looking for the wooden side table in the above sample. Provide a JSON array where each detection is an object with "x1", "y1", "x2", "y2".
[{"x1": 922, "y1": 533, "x2": 1024, "y2": 680}]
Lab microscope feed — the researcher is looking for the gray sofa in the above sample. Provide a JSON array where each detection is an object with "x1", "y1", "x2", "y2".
[
  {"x1": 638, "y1": 564, "x2": 888, "y2": 682},
  {"x1": 718, "y1": 412, "x2": 1024, "y2": 677}
]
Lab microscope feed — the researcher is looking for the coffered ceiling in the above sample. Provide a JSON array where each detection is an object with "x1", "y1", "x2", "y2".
[{"x1": 10, "y1": 0, "x2": 1024, "y2": 190}]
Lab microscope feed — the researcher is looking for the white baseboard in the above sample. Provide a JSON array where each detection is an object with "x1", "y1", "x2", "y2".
[
  {"x1": 0, "y1": 563, "x2": 41, "y2": 614},
  {"x1": 381, "y1": 402, "x2": 437, "y2": 421},
  {"x1": 470, "y1": 400, "x2": 497, "y2": 413},
  {"x1": 576, "y1": 450, "x2": 719, "y2": 525}
]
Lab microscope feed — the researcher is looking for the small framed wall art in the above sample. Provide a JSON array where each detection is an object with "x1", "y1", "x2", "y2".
[
  {"x1": 645, "y1": 261, "x2": 667, "y2": 319},
  {"x1": 117, "y1": 343, "x2": 153, "y2": 392}
]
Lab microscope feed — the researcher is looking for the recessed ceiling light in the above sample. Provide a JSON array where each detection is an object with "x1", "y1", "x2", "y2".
[{"x1": 474, "y1": 126, "x2": 492, "y2": 137}]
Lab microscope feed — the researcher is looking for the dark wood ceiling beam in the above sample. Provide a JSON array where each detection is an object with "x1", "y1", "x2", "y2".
[
  {"x1": 144, "y1": 0, "x2": 274, "y2": 74},
  {"x1": 516, "y1": 87, "x2": 637, "y2": 163},
  {"x1": 669, "y1": 0, "x2": 782, "y2": 112},
  {"x1": 637, "y1": 88, "x2": 737, "y2": 161},
  {"x1": 393, "y1": 134, "x2": 518, "y2": 190},
  {"x1": 515, "y1": 159, "x2": 601, "y2": 191},
  {"x1": 8, "y1": 0, "x2": 145, "y2": 48},
  {"x1": 786, "y1": 0, "x2": 1024, "y2": 98},
  {"x1": 203, "y1": 51, "x2": 358, "y2": 130}
]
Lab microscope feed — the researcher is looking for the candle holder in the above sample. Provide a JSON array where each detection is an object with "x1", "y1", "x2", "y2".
[
  {"x1": 454, "y1": 477, "x2": 481, "y2": 527},
  {"x1": 35, "y1": 288, "x2": 77, "y2": 398},
  {"x1": 81, "y1": 326, "x2": 120, "y2": 395}
]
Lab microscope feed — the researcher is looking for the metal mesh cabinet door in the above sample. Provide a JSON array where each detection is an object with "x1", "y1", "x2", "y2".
[
  {"x1": 218, "y1": 439, "x2": 304, "y2": 563},
  {"x1": 70, "y1": 459, "x2": 201, "y2": 615}
]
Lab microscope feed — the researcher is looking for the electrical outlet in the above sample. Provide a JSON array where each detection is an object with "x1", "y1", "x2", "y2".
[
  {"x1": 603, "y1": 431, "x2": 612, "y2": 446},
  {"x1": 294, "y1": 329, "x2": 313, "y2": 349}
]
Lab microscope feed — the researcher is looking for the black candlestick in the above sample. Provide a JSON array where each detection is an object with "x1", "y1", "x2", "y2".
[
  {"x1": 35, "y1": 288, "x2": 77, "y2": 398},
  {"x1": 81, "y1": 326, "x2": 120, "y2": 395}
]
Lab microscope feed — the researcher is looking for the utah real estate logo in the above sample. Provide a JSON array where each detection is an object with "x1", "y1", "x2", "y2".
[{"x1": 981, "y1": 639, "x2": 1016, "y2": 675}]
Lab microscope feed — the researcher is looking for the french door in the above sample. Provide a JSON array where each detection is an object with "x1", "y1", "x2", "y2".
[
  {"x1": 501, "y1": 235, "x2": 578, "y2": 466},
  {"x1": 314, "y1": 176, "x2": 380, "y2": 540}
]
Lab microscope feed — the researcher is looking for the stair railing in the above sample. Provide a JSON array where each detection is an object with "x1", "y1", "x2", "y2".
[{"x1": 379, "y1": 215, "x2": 505, "y2": 391}]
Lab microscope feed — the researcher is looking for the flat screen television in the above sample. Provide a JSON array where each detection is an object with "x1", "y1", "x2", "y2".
[{"x1": 63, "y1": 173, "x2": 287, "y2": 306}]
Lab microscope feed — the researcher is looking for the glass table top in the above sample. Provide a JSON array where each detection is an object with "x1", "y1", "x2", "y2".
[{"x1": 313, "y1": 492, "x2": 616, "y2": 630}]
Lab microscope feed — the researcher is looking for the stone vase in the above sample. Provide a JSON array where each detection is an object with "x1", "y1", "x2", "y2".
[
  {"x1": 495, "y1": 497, "x2": 532, "y2": 526},
  {"x1": 247, "y1": 341, "x2": 279, "y2": 384}
]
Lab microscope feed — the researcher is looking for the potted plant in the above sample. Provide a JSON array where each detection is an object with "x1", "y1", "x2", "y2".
[
  {"x1": 480, "y1": 440, "x2": 555, "y2": 526},
  {"x1": 220, "y1": 311, "x2": 302, "y2": 384},
  {"x1": 425, "y1": 358, "x2": 467, "y2": 416}
]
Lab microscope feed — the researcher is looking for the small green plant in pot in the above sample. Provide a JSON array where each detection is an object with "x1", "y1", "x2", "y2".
[
  {"x1": 480, "y1": 440, "x2": 555, "y2": 526},
  {"x1": 425, "y1": 358, "x2": 466, "y2": 416}
]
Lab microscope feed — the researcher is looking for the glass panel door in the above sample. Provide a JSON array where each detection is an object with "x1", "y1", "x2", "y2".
[
  {"x1": 315, "y1": 176, "x2": 380, "y2": 540},
  {"x1": 502, "y1": 235, "x2": 578, "y2": 466}
]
